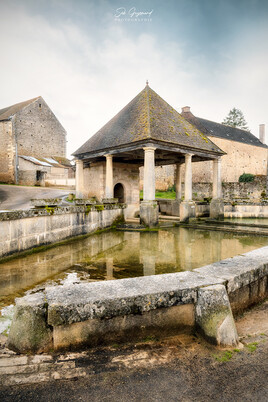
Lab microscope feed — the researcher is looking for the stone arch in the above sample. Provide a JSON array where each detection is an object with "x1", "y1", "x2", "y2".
[{"x1": 114, "y1": 182, "x2": 125, "y2": 203}]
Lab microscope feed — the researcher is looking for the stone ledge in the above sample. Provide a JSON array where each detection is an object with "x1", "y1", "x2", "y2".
[
  {"x1": 0, "y1": 204, "x2": 125, "y2": 221},
  {"x1": 7, "y1": 246, "x2": 268, "y2": 353}
]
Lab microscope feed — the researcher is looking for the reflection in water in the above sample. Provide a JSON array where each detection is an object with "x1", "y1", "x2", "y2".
[{"x1": 1, "y1": 228, "x2": 268, "y2": 314}]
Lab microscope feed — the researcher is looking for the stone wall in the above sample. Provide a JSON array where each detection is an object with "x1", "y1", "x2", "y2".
[
  {"x1": 13, "y1": 97, "x2": 66, "y2": 158},
  {"x1": 82, "y1": 162, "x2": 140, "y2": 218},
  {"x1": 140, "y1": 138, "x2": 267, "y2": 191},
  {"x1": 7, "y1": 246, "x2": 268, "y2": 353},
  {"x1": 0, "y1": 121, "x2": 15, "y2": 183},
  {"x1": 0, "y1": 204, "x2": 124, "y2": 258}
]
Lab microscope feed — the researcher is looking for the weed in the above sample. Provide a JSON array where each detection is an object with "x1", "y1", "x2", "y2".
[
  {"x1": 245, "y1": 342, "x2": 258, "y2": 353},
  {"x1": 213, "y1": 350, "x2": 233, "y2": 362}
]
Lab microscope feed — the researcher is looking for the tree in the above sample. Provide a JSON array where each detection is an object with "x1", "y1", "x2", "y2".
[{"x1": 222, "y1": 107, "x2": 249, "y2": 131}]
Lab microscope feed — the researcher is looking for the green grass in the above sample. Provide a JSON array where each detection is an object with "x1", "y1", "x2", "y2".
[
  {"x1": 140, "y1": 190, "x2": 176, "y2": 200},
  {"x1": 213, "y1": 348, "x2": 241, "y2": 363},
  {"x1": 245, "y1": 342, "x2": 258, "y2": 353}
]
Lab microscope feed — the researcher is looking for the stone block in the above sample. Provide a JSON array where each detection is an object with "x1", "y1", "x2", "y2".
[
  {"x1": 140, "y1": 200, "x2": 159, "y2": 227},
  {"x1": 195, "y1": 284, "x2": 239, "y2": 346},
  {"x1": 53, "y1": 304, "x2": 194, "y2": 350},
  {"x1": 210, "y1": 198, "x2": 224, "y2": 219},
  {"x1": 180, "y1": 201, "x2": 196, "y2": 222},
  {"x1": 7, "y1": 293, "x2": 53, "y2": 354}
]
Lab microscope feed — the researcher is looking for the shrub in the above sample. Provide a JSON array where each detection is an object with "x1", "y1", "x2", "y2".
[{"x1": 239, "y1": 173, "x2": 255, "y2": 183}]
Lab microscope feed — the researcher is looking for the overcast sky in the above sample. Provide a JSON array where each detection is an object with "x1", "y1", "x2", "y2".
[{"x1": 0, "y1": 0, "x2": 267, "y2": 157}]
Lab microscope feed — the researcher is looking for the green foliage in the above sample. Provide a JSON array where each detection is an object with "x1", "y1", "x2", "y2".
[
  {"x1": 239, "y1": 173, "x2": 255, "y2": 183},
  {"x1": 222, "y1": 107, "x2": 249, "y2": 131},
  {"x1": 261, "y1": 190, "x2": 266, "y2": 198},
  {"x1": 167, "y1": 184, "x2": 175, "y2": 192},
  {"x1": 245, "y1": 342, "x2": 258, "y2": 353},
  {"x1": 214, "y1": 350, "x2": 233, "y2": 362}
]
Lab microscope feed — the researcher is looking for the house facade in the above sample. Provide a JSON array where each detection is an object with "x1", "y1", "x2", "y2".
[
  {"x1": 0, "y1": 96, "x2": 69, "y2": 185},
  {"x1": 150, "y1": 107, "x2": 267, "y2": 191}
]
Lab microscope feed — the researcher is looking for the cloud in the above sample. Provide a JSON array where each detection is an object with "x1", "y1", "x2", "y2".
[{"x1": 0, "y1": 0, "x2": 267, "y2": 157}]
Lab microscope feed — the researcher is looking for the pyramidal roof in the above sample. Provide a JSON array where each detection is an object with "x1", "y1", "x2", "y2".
[
  {"x1": 73, "y1": 85, "x2": 224, "y2": 157},
  {"x1": 0, "y1": 96, "x2": 41, "y2": 121}
]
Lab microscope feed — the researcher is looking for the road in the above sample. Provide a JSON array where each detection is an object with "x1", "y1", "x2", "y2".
[{"x1": 0, "y1": 184, "x2": 71, "y2": 210}]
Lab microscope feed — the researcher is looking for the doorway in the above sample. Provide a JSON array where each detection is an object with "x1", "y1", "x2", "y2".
[{"x1": 114, "y1": 183, "x2": 125, "y2": 203}]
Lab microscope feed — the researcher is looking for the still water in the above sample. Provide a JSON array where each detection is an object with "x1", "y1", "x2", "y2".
[{"x1": 0, "y1": 227, "x2": 268, "y2": 334}]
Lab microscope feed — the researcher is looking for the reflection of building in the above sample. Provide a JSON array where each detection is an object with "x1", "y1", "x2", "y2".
[{"x1": 0, "y1": 96, "x2": 73, "y2": 186}]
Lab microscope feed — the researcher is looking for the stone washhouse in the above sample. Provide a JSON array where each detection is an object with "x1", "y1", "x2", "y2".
[{"x1": 73, "y1": 83, "x2": 225, "y2": 226}]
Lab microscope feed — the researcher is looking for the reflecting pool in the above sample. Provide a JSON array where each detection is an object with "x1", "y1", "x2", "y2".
[{"x1": 1, "y1": 227, "x2": 268, "y2": 311}]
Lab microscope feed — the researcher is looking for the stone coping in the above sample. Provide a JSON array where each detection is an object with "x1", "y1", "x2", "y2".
[
  {"x1": 0, "y1": 204, "x2": 125, "y2": 221},
  {"x1": 13, "y1": 246, "x2": 268, "y2": 328}
]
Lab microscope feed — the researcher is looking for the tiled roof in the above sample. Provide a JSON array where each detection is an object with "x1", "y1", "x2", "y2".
[
  {"x1": 0, "y1": 97, "x2": 40, "y2": 121},
  {"x1": 181, "y1": 110, "x2": 267, "y2": 149},
  {"x1": 73, "y1": 86, "x2": 224, "y2": 157}
]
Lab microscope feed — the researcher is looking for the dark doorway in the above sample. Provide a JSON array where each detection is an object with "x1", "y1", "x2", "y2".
[{"x1": 114, "y1": 183, "x2": 125, "y2": 203}]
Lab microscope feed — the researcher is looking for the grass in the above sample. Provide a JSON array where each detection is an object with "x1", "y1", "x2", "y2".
[
  {"x1": 213, "y1": 348, "x2": 241, "y2": 363},
  {"x1": 140, "y1": 190, "x2": 176, "y2": 200},
  {"x1": 245, "y1": 342, "x2": 258, "y2": 353}
]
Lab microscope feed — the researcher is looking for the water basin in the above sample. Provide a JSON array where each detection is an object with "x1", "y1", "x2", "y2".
[{"x1": 1, "y1": 227, "x2": 268, "y2": 334}]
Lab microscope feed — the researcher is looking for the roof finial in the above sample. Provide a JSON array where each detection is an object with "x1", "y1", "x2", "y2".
[{"x1": 146, "y1": 79, "x2": 149, "y2": 86}]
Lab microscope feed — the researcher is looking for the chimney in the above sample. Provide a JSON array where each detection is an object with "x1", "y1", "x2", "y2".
[
  {"x1": 259, "y1": 124, "x2": 265, "y2": 144},
  {"x1": 181, "y1": 106, "x2": 191, "y2": 114}
]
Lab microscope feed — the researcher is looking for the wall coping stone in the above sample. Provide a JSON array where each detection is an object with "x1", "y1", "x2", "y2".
[{"x1": 0, "y1": 204, "x2": 124, "y2": 221}]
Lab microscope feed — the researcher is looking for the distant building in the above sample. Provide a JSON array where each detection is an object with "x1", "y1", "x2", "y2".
[
  {"x1": 0, "y1": 96, "x2": 73, "y2": 185},
  {"x1": 151, "y1": 108, "x2": 267, "y2": 191},
  {"x1": 181, "y1": 107, "x2": 267, "y2": 183}
]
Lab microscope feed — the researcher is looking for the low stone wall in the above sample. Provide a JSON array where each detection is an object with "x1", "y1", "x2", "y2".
[
  {"x1": 157, "y1": 199, "x2": 268, "y2": 218},
  {"x1": 224, "y1": 203, "x2": 268, "y2": 218},
  {"x1": 0, "y1": 204, "x2": 124, "y2": 258},
  {"x1": 7, "y1": 246, "x2": 268, "y2": 353}
]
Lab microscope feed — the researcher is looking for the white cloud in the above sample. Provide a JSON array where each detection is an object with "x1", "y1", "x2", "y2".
[{"x1": 0, "y1": 1, "x2": 267, "y2": 158}]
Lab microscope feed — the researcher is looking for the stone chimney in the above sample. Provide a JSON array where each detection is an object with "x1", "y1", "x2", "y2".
[
  {"x1": 259, "y1": 124, "x2": 265, "y2": 144},
  {"x1": 181, "y1": 106, "x2": 191, "y2": 113}
]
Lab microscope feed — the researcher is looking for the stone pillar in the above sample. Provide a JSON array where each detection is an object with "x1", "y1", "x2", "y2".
[
  {"x1": 210, "y1": 158, "x2": 224, "y2": 220},
  {"x1": 140, "y1": 147, "x2": 159, "y2": 227},
  {"x1": 195, "y1": 284, "x2": 239, "y2": 347},
  {"x1": 180, "y1": 154, "x2": 196, "y2": 222},
  {"x1": 175, "y1": 164, "x2": 182, "y2": 200},
  {"x1": 184, "y1": 154, "x2": 192, "y2": 201},
  {"x1": 105, "y1": 154, "x2": 113, "y2": 199},
  {"x1": 212, "y1": 158, "x2": 222, "y2": 199},
  {"x1": 143, "y1": 147, "x2": 156, "y2": 201},
  {"x1": 75, "y1": 160, "x2": 84, "y2": 198},
  {"x1": 171, "y1": 163, "x2": 182, "y2": 216}
]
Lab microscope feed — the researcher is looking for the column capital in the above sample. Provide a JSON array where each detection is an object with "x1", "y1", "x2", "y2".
[
  {"x1": 75, "y1": 159, "x2": 83, "y2": 165},
  {"x1": 143, "y1": 147, "x2": 156, "y2": 152},
  {"x1": 184, "y1": 153, "x2": 194, "y2": 158},
  {"x1": 104, "y1": 154, "x2": 113, "y2": 159}
]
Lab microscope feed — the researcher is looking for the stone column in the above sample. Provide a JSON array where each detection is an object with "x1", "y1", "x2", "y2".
[
  {"x1": 175, "y1": 164, "x2": 182, "y2": 200},
  {"x1": 140, "y1": 147, "x2": 159, "y2": 227},
  {"x1": 75, "y1": 160, "x2": 84, "y2": 198},
  {"x1": 184, "y1": 154, "x2": 193, "y2": 201},
  {"x1": 212, "y1": 158, "x2": 222, "y2": 199},
  {"x1": 143, "y1": 147, "x2": 156, "y2": 201},
  {"x1": 105, "y1": 154, "x2": 113, "y2": 199},
  {"x1": 210, "y1": 157, "x2": 224, "y2": 220},
  {"x1": 180, "y1": 154, "x2": 196, "y2": 222}
]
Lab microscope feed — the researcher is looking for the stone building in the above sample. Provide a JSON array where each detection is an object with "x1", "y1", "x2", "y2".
[
  {"x1": 0, "y1": 96, "x2": 69, "y2": 185},
  {"x1": 73, "y1": 84, "x2": 224, "y2": 223},
  {"x1": 152, "y1": 107, "x2": 267, "y2": 190}
]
